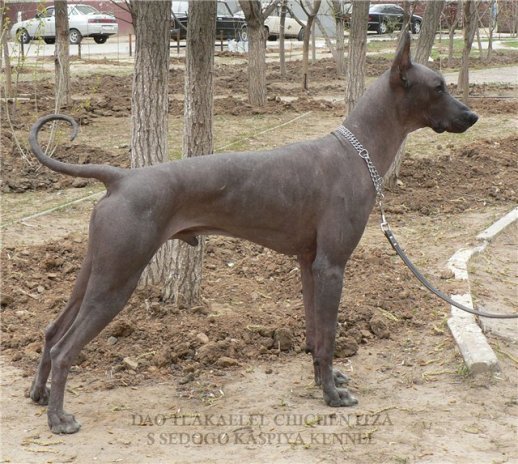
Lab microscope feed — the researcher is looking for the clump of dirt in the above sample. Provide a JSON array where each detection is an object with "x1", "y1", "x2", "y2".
[
  {"x1": 213, "y1": 95, "x2": 341, "y2": 116},
  {"x1": 2, "y1": 143, "x2": 125, "y2": 192},
  {"x1": 272, "y1": 50, "x2": 518, "y2": 81},
  {"x1": 432, "y1": 50, "x2": 518, "y2": 71},
  {"x1": 385, "y1": 135, "x2": 518, "y2": 215},
  {"x1": 0, "y1": 232, "x2": 438, "y2": 390},
  {"x1": 469, "y1": 97, "x2": 518, "y2": 115}
]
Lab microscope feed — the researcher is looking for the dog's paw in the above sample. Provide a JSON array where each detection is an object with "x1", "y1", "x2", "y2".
[
  {"x1": 333, "y1": 369, "x2": 350, "y2": 386},
  {"x1": 26, "y1": 383, "x2": 50, "y2": 406},
  {"x1": 324, "y1": 388, "x2": 358, "y2": 407},
  {"x1": 48, "y1": 412, "x2": 81, "y2": 434}
]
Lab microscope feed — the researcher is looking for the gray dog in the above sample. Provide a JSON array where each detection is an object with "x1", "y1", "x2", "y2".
[{"x1": 27, "y1": 33, "x2": 477, "y2": 434}]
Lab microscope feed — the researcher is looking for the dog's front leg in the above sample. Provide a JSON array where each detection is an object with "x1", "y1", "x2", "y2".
[
  {"x1": 298, "y1": 253, "x2": 319, "y2": 380},
  {"x1": 312, "y1": 252, "x2": 357, "y2": 407}
]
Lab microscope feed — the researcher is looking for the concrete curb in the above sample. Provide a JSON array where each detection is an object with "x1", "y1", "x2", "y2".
[{"x1": 446, "y1": 207, "x2": 518, "y2": 374}]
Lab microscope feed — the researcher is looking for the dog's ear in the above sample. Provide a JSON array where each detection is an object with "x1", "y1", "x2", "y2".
[{"x1": 390, "y1": 30, "x2": 412, "y2": 88}]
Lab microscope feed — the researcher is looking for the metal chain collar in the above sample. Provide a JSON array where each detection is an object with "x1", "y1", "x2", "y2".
[{"x1": 334, "y1": 125, "x2": 385, "y2": 200}]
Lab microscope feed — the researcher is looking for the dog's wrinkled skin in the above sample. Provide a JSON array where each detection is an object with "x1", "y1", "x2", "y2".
[{"x1": 27, "y1": 33, "x2": 477, "y2": 434}]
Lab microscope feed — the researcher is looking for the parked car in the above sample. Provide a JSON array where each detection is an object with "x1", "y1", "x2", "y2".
[
  {"x1": 171, "y1": 0, "x2": 247, "y2": 41},
  {"x1": 264, "y1": 12, "x2": 305, "y2": 41},
  {"x1": 368, "y1": 4, "x2": 422, "y2": 34},
  {"x1": 10, "y1": 4, "x2": 118, "y2": 45}
]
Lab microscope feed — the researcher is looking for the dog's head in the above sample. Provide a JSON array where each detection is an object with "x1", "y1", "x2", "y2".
[{"x1": 389, "y1": 32, "x2": 478, "y2": 134}]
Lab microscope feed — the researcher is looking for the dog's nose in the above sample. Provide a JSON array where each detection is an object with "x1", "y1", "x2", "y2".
[{"x1": 465, "y1": 111, "x2": 478, "y2": 126}]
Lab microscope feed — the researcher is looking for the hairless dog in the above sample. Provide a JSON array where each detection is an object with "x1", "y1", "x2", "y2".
[{"x1": 27, "y1": 33, "x2": 477, "y2": 434}]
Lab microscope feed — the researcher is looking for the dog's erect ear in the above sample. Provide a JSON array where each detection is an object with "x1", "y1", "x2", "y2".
[{"x1": 390, "y1": 30, "x2": 412, "y2": 87}]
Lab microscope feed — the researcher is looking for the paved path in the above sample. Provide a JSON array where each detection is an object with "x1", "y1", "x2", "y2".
[{"x1": 443, "y1": 65, "x2": 518, "y2": 86}]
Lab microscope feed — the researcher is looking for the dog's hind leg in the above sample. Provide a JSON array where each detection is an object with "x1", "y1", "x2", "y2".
[
  {"x1": 43, "y1": 200, "x2": 161, "y2": 433},
  {"x1": 46, "y1": 257, "x2": 147, "y2": 434},
  {"x1": 28, "y1": 251, "x2": 93, "y2": 406}
]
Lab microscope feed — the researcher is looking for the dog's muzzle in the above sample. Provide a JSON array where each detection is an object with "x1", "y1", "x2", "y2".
[{"x1": 432, "y1": 110, "x2": 479, "y2": 134}]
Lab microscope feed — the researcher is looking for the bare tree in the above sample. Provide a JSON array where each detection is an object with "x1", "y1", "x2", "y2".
[
  {"x1": 445, "y1": 0, "x2": 462, "y2": 67},
  {"x1": 54, "y1": 0, "x2": 70, "y2": 109},
  {"x1": 499, "y1": 1, "x2": 518, "y2": 37},
  {"x1": 475, "y1": 7, "x2": 485, "y2": 57},
  {"x1": 162, "y1": 0, "x2": 217, "y2": 307},
  {"x1": 129, "y1": 0, "x2": 172, "y2": 290},
  {"x1": 314, "y1": 14, "x2": 340, "y2": 69},
  {"x1": 332, "y1": 0, "x2": 346, "y2": 76},
  {"x1": 239, "y1": 0, "x2": 279, "y2": 106},
  {"x1": 486, "y1": 0, "x2": 497, "y2": 61},
  {"x1": 0, "y1": 1, "x2": 13, "y2": 99},
  {"x1": 399, "y1": 1, "x2": 412, "y2": 32},
  {"x1": 344, "y1": 0, "x2": 369, "y2": 113},
  {"x1": 414, "y1": 0, "x2": 444, "y2": 65},
  {"x1": 279, "y1": 0, "x2": 287, "y2": 77},
  {"x1": 300, "y1": 0, "x2": 321, "y2": 90},
  {"x1": 384, "y1": 28, "x2": 412, "y2": 188},
  {"x1": 458, "y1": 0, "x2": 478, "y2": 104}
]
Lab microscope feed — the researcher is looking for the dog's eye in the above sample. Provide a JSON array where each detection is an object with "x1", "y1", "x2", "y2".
[{"x1": 435, "y1": 85, "x2": 444, "y2": 94}]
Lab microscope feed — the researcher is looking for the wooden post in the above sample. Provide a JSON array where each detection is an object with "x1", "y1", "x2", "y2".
[
  {"x1": 129, "y1": 33, "x2": 132, "y2": 57},
  {"x1": 220, "y1": 30, "x2": 224, "y2": 51},
  {"x1": 176, "y1": 30, "x2": 180, "y2": 54},
  {"x1": 77, "y1": 41, "x2": 81, "y2": 59}
]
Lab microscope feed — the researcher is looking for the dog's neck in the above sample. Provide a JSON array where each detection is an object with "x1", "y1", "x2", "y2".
[{"x1": 343, "y1": 72, "x2": 412, "y2": 177}]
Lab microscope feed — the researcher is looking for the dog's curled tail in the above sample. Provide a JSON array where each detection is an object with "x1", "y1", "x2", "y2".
[{"x1": 29, "y1": 114, "x2": 124, "y2": 186}]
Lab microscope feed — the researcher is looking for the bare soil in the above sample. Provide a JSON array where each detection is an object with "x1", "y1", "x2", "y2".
[
  {"x1": 1, "y1": 52, "x2": 517, "y2": 463},
  {"x1": 470, "y1": 222, "x2": 518, "y2": 341}
]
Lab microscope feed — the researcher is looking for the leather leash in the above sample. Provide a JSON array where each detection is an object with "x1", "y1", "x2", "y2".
[{"x1": 334, "y1": 125, "x2": 518, "y2": 320}]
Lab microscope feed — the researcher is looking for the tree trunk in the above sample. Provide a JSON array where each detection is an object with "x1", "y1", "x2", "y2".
[
  {"x1": 129, "y1": 0, "x2": 172, "y2": 289},
  {"x1": 458, "y1": 0, "x2": 478, "y2": 104},
  {"x1": 384, "y1": 141, "x2": 406, "y2": 188},
  {"x1": 239, "y1": 0, "x2": 276, "y2": 107},
  {"x1": 54, "y1": 0, "x2": 70, "y2": 110},
  {"x1": 345, "y1": 0, "x2": 369, "y2": 113},
  {"x1": 301, "y1": 0, "x2": 321, "y2": 90},
  {"x1": 247, "y1": 18, "x2": 267, "y2": 105},
  {"x1": 315, "y1": 15, "x2": 338, "y2": 63},
  {"x1": 332, "y1": 0, "x2": 346, "y2": 76},
  {"x1": 486, "y1": 0, "x2": 496, "y2": 62},
  {"x1": 162, "y1": 0, "x2": 216, "y2": 307},
  {"x1": 400, "y1": 1, "x2": 411, "y2": 33},
  {"x1": 1, "y1": 1, "x2": 13, "y2": 99},
  {"x1": 311, "y1": 21, "x2": 316, "y2": 64},
  {"x1": 279, "y1": 0, "x2": 287, "y2": 78},
  {"x1": 448, "y1": 1, "x2": 462, "y2": 67},
  {"x1": 475, "y1": 10, "x2": 483, "y2": 57},
  {"x1": 414, "y1": 0, "x2": 444, "y2": 65},
  {"x1": 384, "y1": 29, "x2": 413, "y2": 188}
]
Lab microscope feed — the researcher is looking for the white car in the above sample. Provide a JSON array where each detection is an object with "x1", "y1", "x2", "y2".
[
  {"x1": 11, "y1": 4, "x2": 118, "y2": 45},
  {"x1": 264, "y1": 13, "x2": 305, "y2": 41}
]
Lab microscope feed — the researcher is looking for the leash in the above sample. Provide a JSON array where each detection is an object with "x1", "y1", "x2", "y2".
[{"x1": 333, "y1": 125, "x2": 518, "y2": 320}]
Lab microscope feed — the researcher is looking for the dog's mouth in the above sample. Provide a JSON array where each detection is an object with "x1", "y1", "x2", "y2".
[{"x1": 430, "y1": 112, "x2": 479, "y2": 134}]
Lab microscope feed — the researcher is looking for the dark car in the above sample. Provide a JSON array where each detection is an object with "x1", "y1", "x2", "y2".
[
  {"x1": 368, "y1": 4, "x2": 422, "y2": 34},
  {"x1": 171, "y1": 0, "x2": 247, "y2": 41}
]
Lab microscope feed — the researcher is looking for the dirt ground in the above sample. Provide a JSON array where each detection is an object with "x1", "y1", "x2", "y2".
[
  {"x1": 470, "y1": 222, "x2": 518, "y2": 341},
  {"x1": 1, "y1": 48, "x2": 518, "y2": 464}
]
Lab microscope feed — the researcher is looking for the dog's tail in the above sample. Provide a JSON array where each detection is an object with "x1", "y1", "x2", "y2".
[{"x1": 29, "y1": 114, "x2": 124, "y2": 186}]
